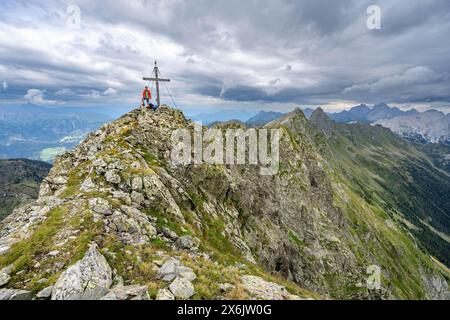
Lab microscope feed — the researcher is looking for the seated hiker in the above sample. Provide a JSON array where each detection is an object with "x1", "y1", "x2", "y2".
[{"x1": 141, "y1": 86, "x2": 152, "y2": 108}]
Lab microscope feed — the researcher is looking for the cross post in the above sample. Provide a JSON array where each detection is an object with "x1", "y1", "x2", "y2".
[{"x1": 143, "y1": 61, "x2": 170, "y2": 107}]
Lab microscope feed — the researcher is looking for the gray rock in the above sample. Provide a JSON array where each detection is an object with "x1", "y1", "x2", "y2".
[
  {"x1": 36, "y1": 286, "x2": 54, "y2": 299},
  {"x1": 10, "y1": 290, "x2": 34, "y2": 300},
  {"x1": 131, "y1": 191, "x2": 145, "y2": 206},
  {"x1": 52, "y1": 243, "x2": 112, "y2": 300},
  {"x1": 176, "y1": 236, "x2": 200, "y2": 251},
  {"x1": 101, "y1": 285, "x2": 149, "y2": 300},
  {"x1": 105, "y1": 170, "x2": 121, "y2": 184},
  {"x1": 169, "y1": 277, "x2": 195, "y2": 300},
  {"x1": 158, "y1": 259, "x2": 179, "y2": 282},
  {"x1": 176, "y1": 266, "x2": 197, "y2": 282},
  {"x1": 158, "y1": 259, "x2": 196, "y2": 282},
  {"x1": 0, "y1": 274, "x2": 11, "y2": 288},
  {"x1": 0, "y1": 289, "x2": 33, "y2": 300},
  {"x1": 161, "y1": 227, "x2": 179, "y2": 241},
  {"x1": 131, "y1": 177, "x2": 143, "y2": 191},
  {"x1": 80, "y1": 178, "x2": 96, "y2": 191},
  {"x1": 0, "y1": 265, "x2": 13, "y2": 287},
  {"x1": 93, "y1": 159, "x2": 107, "y2": 172},
  {"x1": 156, "y1": 288, "x2": 175, "y2": 300},
  {"x1": 241, "y1": 275, "x2": 302, "y2": 300},
  {"x1": 77, "y1": 286, "x2": 109, "y2": 300},
  {"x1": 89, "y1": 198, "x2": 112, "y2": 216},
  {"x1": 48, "y1": 250, "x2": 60, "y2": 257},
  {"x1": 219, "y1": 283, "x2": 235, "y2": 293}
]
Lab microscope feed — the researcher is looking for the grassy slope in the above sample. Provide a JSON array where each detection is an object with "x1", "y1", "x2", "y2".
[{"x1": 309, "y1": 119, "x2": 450, "y2": 267}]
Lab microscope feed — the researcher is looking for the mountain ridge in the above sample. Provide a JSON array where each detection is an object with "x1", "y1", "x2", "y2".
[{"x1": 0, "y1": 106, "x2": 448, "y2": 300}]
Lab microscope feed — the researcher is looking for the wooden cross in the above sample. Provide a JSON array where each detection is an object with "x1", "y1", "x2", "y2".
[{"x1": 143, "y1": 60, "x2": 170, "y2": 107}]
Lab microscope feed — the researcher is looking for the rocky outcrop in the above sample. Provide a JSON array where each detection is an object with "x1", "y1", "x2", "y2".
[
  {"x1": 0, "y1": 106, "x2": 448, "y2": 301},
  {"x1": 52, "y1": 243, "x2": 112, "y2": 300}
]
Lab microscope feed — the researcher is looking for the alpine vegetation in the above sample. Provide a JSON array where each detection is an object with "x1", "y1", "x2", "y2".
[{"x1": 0, "y1": 106, "x2": 448, "y2": 301}]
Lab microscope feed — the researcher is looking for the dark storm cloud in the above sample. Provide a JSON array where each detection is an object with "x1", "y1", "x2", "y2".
[{"x1": 0, "y1": 0, "x2": 450, "y2": 110}]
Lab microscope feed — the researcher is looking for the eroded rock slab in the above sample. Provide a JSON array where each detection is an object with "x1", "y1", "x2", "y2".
[{"x1": 52, "y1": 243, "x2": 112, "y2": 300}]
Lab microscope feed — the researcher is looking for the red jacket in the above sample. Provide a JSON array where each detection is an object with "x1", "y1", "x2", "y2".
[{"x1": 142, "y1": 89, "x2": 152, "y2": 99}]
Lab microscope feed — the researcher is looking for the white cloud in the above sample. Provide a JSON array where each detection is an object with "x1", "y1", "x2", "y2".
[
  {"x1": 2, "y1": 81, "x2": 7, "y2": 91},
  {"x1": 24, "y1": 89, "x2": 59, "y2": 105},
  {"x1": 89, "y1": 90, "x2": 101, "y2": 98},
  {"x1": 343, "y1": 66, "x2": 440, "y2": 94},
  {"x1": 103, "y1": 88, "x2": 118, "y2": 96},
  {"x1": 55, "y1": 88, "x2": 74, "y2": 96},
  {"x1": 1, "y1": 1, "x2": 450, "y2": 110}
]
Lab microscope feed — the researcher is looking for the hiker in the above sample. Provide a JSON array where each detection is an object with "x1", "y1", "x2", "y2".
[{"x1": 141, "y1": 86, "x2": 156, "y2": 110}]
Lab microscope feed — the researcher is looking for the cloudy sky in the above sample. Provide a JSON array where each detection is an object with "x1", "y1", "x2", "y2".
[{"x1": 0, "y1": 0, "x2": 449, "y2": 116}]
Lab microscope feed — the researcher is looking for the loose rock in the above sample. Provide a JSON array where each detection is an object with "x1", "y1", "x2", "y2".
[{"x1": 169, "y1": 277, "x2": 195, "y2": 300}]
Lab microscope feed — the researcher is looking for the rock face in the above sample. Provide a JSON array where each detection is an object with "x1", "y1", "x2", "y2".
[
  {"x1": 52, "y1": 243, "x2": 112, "y2": 300},
  {"x1": 0, "y1": 106, "x2": 448, "y2": 300},
  {"x1": 0, "y1": 159, "x2": 51, "y2": 222}
]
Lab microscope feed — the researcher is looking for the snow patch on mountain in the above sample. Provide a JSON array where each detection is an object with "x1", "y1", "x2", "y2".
[{"x1": 375, "y1": 110, "x2": 450, "y2": 144}]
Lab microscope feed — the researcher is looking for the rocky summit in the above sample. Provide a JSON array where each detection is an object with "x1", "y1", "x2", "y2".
[{"x1": 0, "y1": 106, "x2": 448, "y2": 300}]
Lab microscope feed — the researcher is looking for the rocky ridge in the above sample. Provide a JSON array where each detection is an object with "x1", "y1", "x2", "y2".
[{"x1": 0, "y1": 106, "x2": 448, "y2": 300}]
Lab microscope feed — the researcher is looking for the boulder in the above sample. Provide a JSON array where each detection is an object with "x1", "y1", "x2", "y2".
[
  {"x1": 89, "y1": 198, "x2": 112, "y2": 216},
  {"x1": 169, "y1": 277, "x2": 195, "y2": 300},
  {"x1": 156, "y1": 288, "x2": 175, "y2": 300},
  {"x1": 52, "y1": 243, "x2": 112, "y2": 300},
  {"x1": 176, "y1": 236, "x2": 200, "y2": 251},
  {"x1": 36, "y1": 286, "x2": 54, "y2": 299},
  {"x1": 158, "y1": 258, "x2": 196, "y2": 282},
  {"x1": 0, "y1": 289, "x2": 33, "y2": 300},
  {"x1": 241, "y1": 275, "x2": 302, "y2": 300},
  {"x1": 101, "y1": 285, "x2": 149, "y2": 300},
  {"x1": 105, "y1": 170, "x2": 121, "y2": 184}
]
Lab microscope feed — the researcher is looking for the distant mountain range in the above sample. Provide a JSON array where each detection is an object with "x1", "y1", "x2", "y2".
[
  {"x1": 243, "y1": 104, "x2": 450, "y2": 146},
  {"x1": 0, "y1": 104, "x2": 111, "y2": 161},
  {"x1": 329, "y1": 103, "x2": 450, "y2": 145}
]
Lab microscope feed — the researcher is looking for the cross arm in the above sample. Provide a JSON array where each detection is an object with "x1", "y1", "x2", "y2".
[{"x1": 143, "y1": 77, "x2": 171, "y2": 82}]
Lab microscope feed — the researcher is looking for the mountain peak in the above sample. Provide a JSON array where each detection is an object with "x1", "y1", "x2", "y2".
[
  {"x1": 310, "y1": 107, "x2": 334, "y2": 131},
  {"x1": 373, "y1": 102, "x2": 390, "y2": 109},
  {"x1": 264, "y1": 107, "x2": 306, "y2": 129},
  {"x1": 246, "y1": 110, "x2": 284, "y2": 127}
]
